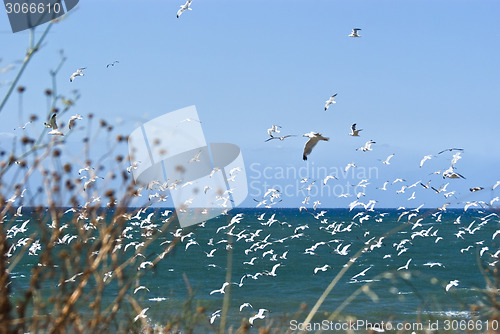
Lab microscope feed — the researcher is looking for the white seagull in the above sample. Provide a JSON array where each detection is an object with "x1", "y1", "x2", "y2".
[
  {"x1": 302, "y1": 132, "x2": 329, "y2": 160},
  {"x1": 357, "y1": 140, "x2": 376, "y2": 152},
  {"x1": 249, "y1": 308, "x2": 269, "y2": 326},
  {"x1": 445, "y1": 280, "x2": 459, "y2": 292},
  {"x1": 349, "y1": 123, "x2": 362, "y2": 137},
  {"x1": 419, "y1": 155, "x2": 432, "y2": 168},
  {"x1": 177, "y1": 0, "x2": 193, "y2": 18},
  {"x1": 68, "y1": 114, "x2": 82, "y2": 129},
  {"x1": 348, "y1": 28, "x2": 362, "y2": 37},
  {"x1": 313, "y1": 264, "x2": 331, "y2": 275},
  {"x1": 324, "y1": 93, "x2": 337, "y2": 111},
  {"x1": 44, "y1": 114, "x2": 63, "y2": 136},
  {"x1": 133, "y1": 307, "x2": 149, "y2": 322},
  {"x1": 265, "y1": 134, "x2": 295, "y2": 142},
  {"x1": 380, "y1": 154, "x2": 395, "y2": 165},
  {"x1": 69, "y1": 68, "x2": 86, "y2": 82}
]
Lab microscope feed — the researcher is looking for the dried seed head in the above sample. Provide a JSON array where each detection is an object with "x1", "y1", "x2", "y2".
[
  {"x1": 17, "y1": 86, "x2": 25, "y2": 93},
  {"x1": 63, "y1": 163, "x2": 72, "y2": 173},
  {"x1": 30, "y1": 114, "x2": 38, "y2": 121},
  {"x1": 44, "y1": 89, "x2": 52, "y2": 96}
]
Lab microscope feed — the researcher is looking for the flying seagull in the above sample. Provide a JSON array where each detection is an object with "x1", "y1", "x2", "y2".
[
  {"x1": 106, "y1": 60, "x2": 119, "y2": 68},
  {"x1": 443, "y1": 167, "x2": 465, "y2": 179},
  {"x1": 356, "y1": 140, "x2": 376, "y2": 152},
  {"x1": 265, "y1": 135, "x2": 296, "y2": 142},
  {"x1": 44, "y1": 114, "x2": 63, "y2": 136},
  {"x1": 324, "y1": 94, "x2": 337, "y2": 111},
  {"x1": 380, "y1": 154, "x2": 395, "y2": 165},
  {"x1": 68, "y1": 114, "x2": 82, "y2": 129},
  {"x1": 348, "y1": 123, "x2": 362, "y2": 137},
  {"x1": 249, "y1": 309, "x2": 269, "y2": 326},
  {"x1": 438, "y1": 148, "x2": 464, "y2": 154},
  {"x1": 69, "y1": 68, "x2": 86, "y2": 82},
  {"x1": 348, "y1": 28, "x2": 362, "y2": 37},
  {"x1": 470, "y1": 187, "x2": 484, "y2": 192},
  {"x1": 177, "y1": 0, "x2": 193, "y2": 18},
  {"x1": 420, "y1": 155, "x2": 432, "y2": 168},
  {"x1": 302, "y1": 132, "x2": 329, "y2": 160}
]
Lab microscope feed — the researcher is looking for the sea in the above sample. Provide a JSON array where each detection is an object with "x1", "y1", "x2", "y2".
[{"x1": 5, "y1": 207, "x2": 500, "y2": 333}]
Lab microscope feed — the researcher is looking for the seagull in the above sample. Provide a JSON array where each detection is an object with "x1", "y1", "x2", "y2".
[
  {"x1": 239, "y1": 302, "x2": 253, "y2": 312},
  {"x1": 209, "y1": 282, "x2": 232, "y2": 295},
  {"x1": 420, "y1": 155, "x2": 432, "y2": 168},
  {"x1": 324, "y1": 94, "x2": 337, "y2": 111},
  {"x1": 265, "y1": 263, "x2": 281, "y2": 277},
  {"x1": 302, "y1": 132, "x2": 329, "y2": 160},
  {"x1": 445, "y1": 280, "x2": 459, "y2": 292},
  {"x1": 209, "y1": 310, "x2": 221, "y2": 324},
  {"x1": 69, "y1": 68, "x2": 86, "y2": 82},
  {"x1": 133, "y1": 307, "x2": 149, "y2": 322},
  {"x1": 265, "y1": 135, "x2": 296, "y2": 142},
  {"x1": 14, "y1": 121, "x2": 31, "y2": 130},
  {"x1": 68, "y1": 114, "x2": 82, "y2": 129},
  {"x1": 106, "y1": 60, "x2": 119, "y2": 68},
  {"x1": 357, "y1": 140, "x2": 375, "y2": 152},
  {"x1": 469, "y1": 187, "x2": 484, "y2": 192},
  {"x1": 267, "y1": 124, "x2": 281, "y2": 137},
  {"x1": 133, "y1": 286, "x2": 150, "y2": 294},
  {"x1": 189, "y1": 150, "x2": 202, "y2": 163},
  {"x1": 249, "y1": 309, "x2": 269, "y2": 326},
  {"x1": 438, "y1": 148, "x2": 463, "y2": 154},
  {"x1": 443, "y1": 167, "x2": 465, "y2": 179},
  {"x1": 348, "y1": 123, "x2": 362, "y2": 137},
  {"x1": 44, "y1": 114, "x2": 63, "y2": 136},
  {"x1": 348, "y1": 28, "x2": 362, "y2": 37},
  {"x1": 351, "y1": 266, "x2": 371, "y2": 280},
  {"x1": 345, "y1": 163, "x2": 356, "y2": 173},
  {"x1": 323, "y1": 175, "x2": 337, "y2": 185},
  {"x1": 177, "y1": 0, "x2": 193, "y2": 18},
  {"x1": 313, "y1": 264, "x2": 331, "y2": 275},
  {"x1": 397, "y1": 258, "x2": 412, "y2": 271},
  {"x1": 380, "y1": 154, "x2": 395, "y2": 165}
]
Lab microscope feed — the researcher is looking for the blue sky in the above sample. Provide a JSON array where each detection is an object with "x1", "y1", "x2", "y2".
[{"x1": 1, "y1": 0, "x2": 499, "y2": 209}]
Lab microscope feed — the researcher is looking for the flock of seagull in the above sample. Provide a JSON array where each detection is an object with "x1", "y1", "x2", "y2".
[{"x1": 4, "y1": 2, "x2": 499, "y2": 330}]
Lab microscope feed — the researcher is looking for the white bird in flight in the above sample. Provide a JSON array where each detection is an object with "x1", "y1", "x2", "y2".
[
  {"x1": 69, "y1": 68, "x2": 86, "y2": 82},
  {"x1": 380, "y1": 154, "x2": 395, "y2": 165},
  {"x1": 44, "y1": 114, "x2": 63, "y2": 136},
  {"x1": 324, "y1": 94, "x2": 337, "y2": 111},
  {"x1": 348, "y1": 28, "x2": 362, "y2": 37},
  {"x1": 302, "y1": 132, "x2": 329, "y2": 160},
  {"x1": 420, "y1": 155, "x2": 432, "y2": 168},
  {"x1": 177, "y1": 0, "x2": 193, "y2": 18},
  {"x1": 68, "y1": 114, "x2": 82, "y2": 129},
  {"x1": 349, "y1": 123, "x2": 362, "y2": 137},
  {"x1": 357, "y1": 140, "x2": 375, "y2": 152},
  {"x1": 249, "y1": 308, "x2": 269, "y2": 326},
  {"x1": 445, "y1": 280, "x2": 459, "y2": 292}
]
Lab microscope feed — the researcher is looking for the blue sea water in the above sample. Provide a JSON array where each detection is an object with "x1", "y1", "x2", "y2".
[{"x1": 5, "y1": 207, "x2": 500, "y2": 333}]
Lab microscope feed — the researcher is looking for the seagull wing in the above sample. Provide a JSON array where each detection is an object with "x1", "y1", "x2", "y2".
[
  {"x1": 303, "y1": 138, "x2": 319, "y2": 160},
  {"x1": 49, "y1": 114, "x2": 58, "y2": 129}
]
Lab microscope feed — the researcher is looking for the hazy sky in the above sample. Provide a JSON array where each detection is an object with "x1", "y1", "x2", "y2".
[{"x1": 1, "y1": 0, "x2": 499, "y2": 209}]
